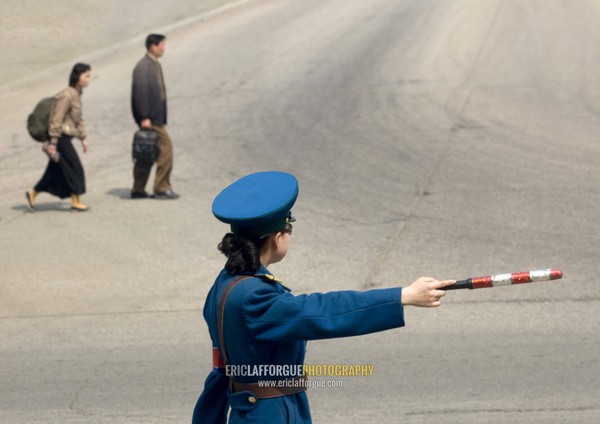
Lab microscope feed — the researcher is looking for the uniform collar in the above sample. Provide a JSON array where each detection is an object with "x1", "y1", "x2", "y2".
[{"x1": 255, "y1": 265, "x2": 290, "y2": 291}]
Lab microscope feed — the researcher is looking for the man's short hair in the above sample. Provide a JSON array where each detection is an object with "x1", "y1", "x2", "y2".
[{"x1": 145, "y1": 34, "x2": 166, "y2": 50}]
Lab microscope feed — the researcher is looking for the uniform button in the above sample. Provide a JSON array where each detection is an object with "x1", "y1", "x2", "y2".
[{"x1": 248, "y1": 396, "x2": 257, "y2": 404}]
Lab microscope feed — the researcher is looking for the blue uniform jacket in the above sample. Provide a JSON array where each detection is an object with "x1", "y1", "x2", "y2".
[{"x1": 192, "y1": 266, "x2": 406, "y2": 423}]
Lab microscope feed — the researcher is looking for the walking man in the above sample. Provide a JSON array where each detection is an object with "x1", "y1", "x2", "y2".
[{"x1": 131, "y1": 33, "x2": 179, "y2": 199}]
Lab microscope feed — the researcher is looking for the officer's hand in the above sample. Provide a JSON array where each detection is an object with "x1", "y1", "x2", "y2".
[{"x1": 401, "y1": 277, "x2": 455, "y2": 307}]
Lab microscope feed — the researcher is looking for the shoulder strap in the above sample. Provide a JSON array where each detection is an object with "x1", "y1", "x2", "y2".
[{"x1": 217, "y1": 276, "x2": 252, "y2": 376}]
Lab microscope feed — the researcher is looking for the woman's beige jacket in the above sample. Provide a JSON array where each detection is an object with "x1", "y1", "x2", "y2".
[{"x1": 48, "y1": 86, "x2": 86, "y2": 140}]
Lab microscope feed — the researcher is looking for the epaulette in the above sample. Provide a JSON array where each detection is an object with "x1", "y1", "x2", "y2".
[{"x1": 255, "y1": 273, "x2": 288, "y2": 288}]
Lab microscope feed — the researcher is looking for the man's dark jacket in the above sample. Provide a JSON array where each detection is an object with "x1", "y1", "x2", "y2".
[{"x1": 131, "y1": 55, "x2": 167, "y2": 126}]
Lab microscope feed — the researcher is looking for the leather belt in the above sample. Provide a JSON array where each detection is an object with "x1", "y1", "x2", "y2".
[{"x1": 232, "y1": 376, "x2": 307, "y2": 399}]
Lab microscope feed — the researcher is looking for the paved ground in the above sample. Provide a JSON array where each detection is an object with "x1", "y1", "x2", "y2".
[
  {"x1": 0, "y1": 0, "x2": 240, "y2": 85},
  {"x1": 1, "y1": 0, "x2": 599, "y2": 422}
]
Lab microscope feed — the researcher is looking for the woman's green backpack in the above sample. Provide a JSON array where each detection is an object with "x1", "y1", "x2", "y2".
[{"x1": 27, "y1": 97, "x2": 54, "y2": 142}]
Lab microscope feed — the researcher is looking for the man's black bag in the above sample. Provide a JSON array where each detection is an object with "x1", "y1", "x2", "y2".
[{"x1": 132, "y1": 129, "x2": 159, "y2": 162}]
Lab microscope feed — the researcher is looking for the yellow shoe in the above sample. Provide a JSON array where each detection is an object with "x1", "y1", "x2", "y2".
[
  {"x1": 70, "y1": 195, "x2": 89, "y2": 212},
  {"x1": 25, "y1": 189, "x2": 37, "y2": 211}
]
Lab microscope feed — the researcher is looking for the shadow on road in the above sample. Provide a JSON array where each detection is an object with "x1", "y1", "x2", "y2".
[{"x1": 106, "y1": 188, "x2": 133, "y2": 200}]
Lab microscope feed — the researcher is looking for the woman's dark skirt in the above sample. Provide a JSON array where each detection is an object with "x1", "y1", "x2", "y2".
[{"x1": 34, "y1": 135, "x2": 85, "y2": 199}]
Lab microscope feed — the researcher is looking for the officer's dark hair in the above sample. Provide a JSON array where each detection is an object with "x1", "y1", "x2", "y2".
[
  {"x1": 218, "y1": 233, "x2": 268, "y2": 275},
  {"x1": 68, "y1": 63, "x2": 91, "y2": 88},
  {"x1": 146, "y1": 33, "x2": 166, "y2": 50}
]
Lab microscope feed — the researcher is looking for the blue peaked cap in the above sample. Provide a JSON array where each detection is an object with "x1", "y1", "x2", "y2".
[{"x1": 212, "y1": 171, "x2": 298, "y2": 237}]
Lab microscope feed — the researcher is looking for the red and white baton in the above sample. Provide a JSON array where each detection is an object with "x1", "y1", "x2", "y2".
[{"x1": 442, "y1": 268, "x2": 563, "y2": 290}]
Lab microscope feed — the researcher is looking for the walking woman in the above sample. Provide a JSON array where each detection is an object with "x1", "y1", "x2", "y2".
[
  {"x1": 192, "y1": 171, "x2": 455, "y2": 424},
  {"x1": 26, "y1": 63, "x2": 92, "y2": 211}
]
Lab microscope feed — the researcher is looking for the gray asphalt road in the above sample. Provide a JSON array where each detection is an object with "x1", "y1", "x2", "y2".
[
  {"x1": 1, "y1": 0, "x2": 599, "y2": 423},
  {"x1": 0, "y1": 0, "x2": 240, "y2": 85}
]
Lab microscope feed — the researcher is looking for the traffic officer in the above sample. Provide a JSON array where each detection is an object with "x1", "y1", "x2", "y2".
[{"x1": 192, "y1": 171, "x2": 455, "y2": 424}]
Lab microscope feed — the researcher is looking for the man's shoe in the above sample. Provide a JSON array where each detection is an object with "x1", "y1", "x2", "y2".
[
  {"x1": 153, "y1": 190, "x2": 180, "y2": 200},
  {"x1": 131, "y1": 191, "x2": 149, "y2": 199}
]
